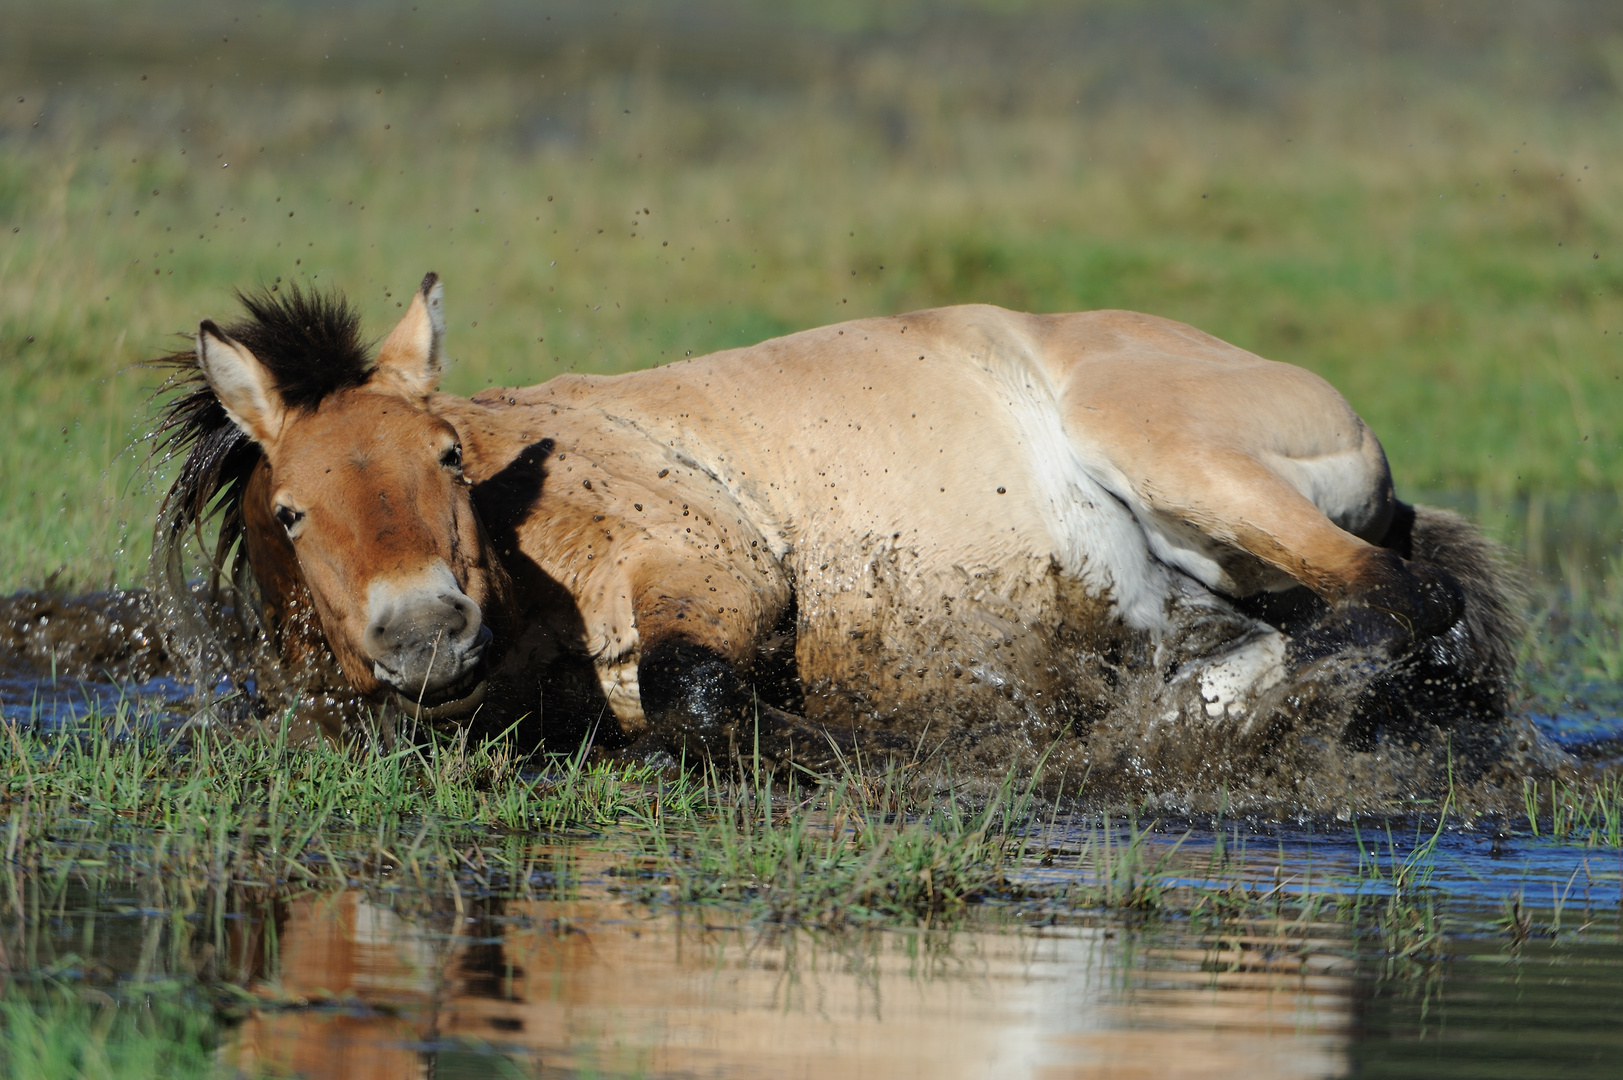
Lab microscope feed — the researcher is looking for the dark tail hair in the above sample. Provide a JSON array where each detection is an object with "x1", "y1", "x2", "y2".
[{"x1": 1405, "y1": 503, "x2": 1528, "y2": 711}]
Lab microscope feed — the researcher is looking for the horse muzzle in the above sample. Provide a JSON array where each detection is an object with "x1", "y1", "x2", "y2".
[
  {"x1": 386, "y1": 652, "x2": 490, "y2": 720},
  {"x1": 363, "y1": 565, "x2": 493, "y2": 719}
]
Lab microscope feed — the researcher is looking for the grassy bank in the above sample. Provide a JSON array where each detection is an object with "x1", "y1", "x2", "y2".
[
  {"x1": 2, "y1": 3, "x2": 1623, "y2": 587},
  {"x1": 2, "y1": 708, "x2": 1619, "y2": 931}
]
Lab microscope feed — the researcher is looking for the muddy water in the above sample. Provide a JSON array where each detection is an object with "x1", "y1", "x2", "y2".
[
  {"x1": 4, "y1": 501, "x2": 1623, "y2": 1076},
  {"x1": 0, "y1": 589, "x2": 189, "y2": 730},
  {"x1": 5, "y1": 490, "x2": 1623, "y2": 775},
  {"x1": 5, "y1": 576, "x2": 1622, "y2": 814}
]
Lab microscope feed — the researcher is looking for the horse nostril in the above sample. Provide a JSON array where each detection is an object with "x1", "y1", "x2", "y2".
[{"x1": 441, "y1": 594, "x2": 479, "y2": 633}]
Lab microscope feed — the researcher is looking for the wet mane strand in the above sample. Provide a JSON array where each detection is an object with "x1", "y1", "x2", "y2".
[{"x1": 149, "y1": 284, "x2": 374, "y2": 587}]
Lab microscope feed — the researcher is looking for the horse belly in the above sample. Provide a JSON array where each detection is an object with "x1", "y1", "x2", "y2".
[{"x1": 790, "y1": 548, "x2": 1133, "y2": 742}]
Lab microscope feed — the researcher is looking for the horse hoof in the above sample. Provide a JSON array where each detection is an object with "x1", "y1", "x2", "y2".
[{"x1": 1289, "y1": 559, "x2": 1465, "y2": 667}]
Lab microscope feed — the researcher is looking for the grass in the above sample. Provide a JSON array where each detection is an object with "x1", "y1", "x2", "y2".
[
  {"x1": 641, "y1": 760, "x2": 1041, "y2": 925},
  {"x1": 3, "y1": 4, "x2": 1623, "y2": 1067},
  {"x1": 0, "y1": 704, "x2": 1048, "y2": 931},
  {"x1": 0, "y1": 709, "x2": 686, "y2": 894},
  {"x1": 12, "y1": 697, "x2": 1615, "y2": 925},
  {"x1": 0, "y1": 699, "x2": 1620, "y2": 1074},
  {"x1": 1522, "y1": 542, "x2": 1623, "y2": 713},
  {"x1": 3, "y1": 4, "x2": 1623, "y2": 589},
  {"x1": 1521, "y1": 775, "x2": 1623, "y2": 846},
  {"x1": 0, "y1": 979, "x2": 220, "y2": 1080}
]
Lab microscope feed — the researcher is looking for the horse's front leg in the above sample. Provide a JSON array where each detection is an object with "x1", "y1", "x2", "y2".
[{"x1": 636, "y1": 636, "x2": 908, "y2": 774}]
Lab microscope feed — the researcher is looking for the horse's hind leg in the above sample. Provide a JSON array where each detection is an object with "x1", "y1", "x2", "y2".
[{"x1": 1122, "y1": 448, "x2": 1463, "y2": 660}]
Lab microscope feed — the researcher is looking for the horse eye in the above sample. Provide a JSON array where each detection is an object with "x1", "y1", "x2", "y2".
[
  {"x1": 440, "y1": 444, "x2": 463, "y2": 469},
  {"x1": 274, "y1": 505, "x2": 304, "y2": 532}
]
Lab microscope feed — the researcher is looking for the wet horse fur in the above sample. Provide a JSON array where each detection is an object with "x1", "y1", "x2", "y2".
[{"x1": 150, "y1": 275, "x2": 1542, "y2": 812}]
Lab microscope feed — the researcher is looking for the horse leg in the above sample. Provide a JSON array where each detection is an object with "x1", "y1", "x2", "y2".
[
  {"x1": 1121, "y1": 449, "x2": 1463, "y2": 661},
  {"x1": 636, "y1": 638, "x2": 912, "y2": 773},
  {"x1": 615, "y1": 539, "x2": 907, "y2": 772}
]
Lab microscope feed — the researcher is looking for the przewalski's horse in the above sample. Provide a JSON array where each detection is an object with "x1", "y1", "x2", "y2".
[{"x1": 152, "y1": 275, "x2": 1530, "y2": 809}]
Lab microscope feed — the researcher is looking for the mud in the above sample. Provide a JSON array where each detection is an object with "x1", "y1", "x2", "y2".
[
  {"x1": 0, "y1": 589, "x2": 167, "y2": 684},
  {"x1": 0, "y1": 572, "x2": 1605, "y2": 818},
  {"x1": 760, "y1": 507, "x2": 1575, "y2": 816},
  {"x1": 0, "y1": 589, "x2": 188, "y2": 730}
]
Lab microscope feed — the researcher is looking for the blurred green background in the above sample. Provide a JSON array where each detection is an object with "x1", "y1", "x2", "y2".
[{"x1": 2, "y1": 0, "x2": 1621, "y2": 590}]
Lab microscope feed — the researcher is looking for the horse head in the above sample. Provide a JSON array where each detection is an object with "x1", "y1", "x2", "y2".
[{"x1": 170, "y1": 274, "x2": 508, "y2": 719}]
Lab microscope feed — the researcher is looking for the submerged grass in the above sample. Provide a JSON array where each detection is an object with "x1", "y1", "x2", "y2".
[
  {"x1": 1346, "y1": 816, "x2": 1452, "y2": 969},
  {"x1": 1521, "y1": 775, "x2": 1623, "y2": 847},
  {"x1": 0, "y1": 706, "x2": 1045, "y2": 930},
  {"x1": 640, "y1": 761, "x2": 1042, "y2": 925},
  {"x1": 3, "y1": 704, "x2": 1620, "y2": 928},
  {"x1": 0, "y1": 710, "x2": 694, "y2": 994}
]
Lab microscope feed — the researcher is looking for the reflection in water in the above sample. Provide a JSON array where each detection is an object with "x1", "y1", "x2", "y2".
[
  {"x1": 7, "y1": 831, "x2": 1623, "y2": 1076},
  {"x1": 226, "y1": 890, "x2": 1352, "y2": 1080}
]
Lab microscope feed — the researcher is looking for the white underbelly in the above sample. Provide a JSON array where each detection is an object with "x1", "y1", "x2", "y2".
[
  {"x1": 1136, "y1": 513, "x2": 1300, "y2": 596},
  {"x1": 982, "y1": 352, "x2": 1177, "y2": 630}
]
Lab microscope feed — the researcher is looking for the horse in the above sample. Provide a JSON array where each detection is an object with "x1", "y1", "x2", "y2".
[{"x1": 150, "y1": 274, "x2": 1531, "y2": 810}]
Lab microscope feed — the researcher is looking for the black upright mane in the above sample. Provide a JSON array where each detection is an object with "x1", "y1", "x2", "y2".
[
  {"x1": 147, "y1": 285, "x2": 375, "y2": 694},
  {"x1": 150, "y1": 284, "x2": 373, "y2": 558}
]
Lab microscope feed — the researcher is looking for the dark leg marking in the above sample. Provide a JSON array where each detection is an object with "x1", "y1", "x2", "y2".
[
  {"x1": 638, "y1": 639, "x2": 909, "y2": 773},
  {"x1": 1378, "y1": 499, "x2": 1417, "y2": 560},
  {"x1": 1288, "y1": 504, "x2": 1464, "y2": 666}
]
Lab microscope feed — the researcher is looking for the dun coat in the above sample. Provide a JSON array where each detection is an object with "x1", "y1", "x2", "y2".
[{"x1": 151, "y1": 275, "x2": 1527, "y2": 806}]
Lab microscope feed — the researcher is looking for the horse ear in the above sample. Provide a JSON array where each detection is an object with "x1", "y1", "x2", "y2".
[
  {"x1": 374, "y1": 272, "x2": 446, "y2": 396},
  {"x1": 196, "y1": 319, "x2": 286, "y2": 446}
]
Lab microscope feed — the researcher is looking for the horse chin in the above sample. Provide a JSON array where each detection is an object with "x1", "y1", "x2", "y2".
[{"x1": 388, "y1": 667, "x2": 489, "y2": 722}]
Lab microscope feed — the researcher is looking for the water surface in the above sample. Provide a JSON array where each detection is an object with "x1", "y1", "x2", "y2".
[{"x1": 7, "y1": 827, "x2": 1622, "y2": 1079}]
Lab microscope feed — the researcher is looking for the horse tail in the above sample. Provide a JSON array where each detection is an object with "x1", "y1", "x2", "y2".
[{"x1": 1387, "y1": 502, "x2": 1528, "y2": 708}]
